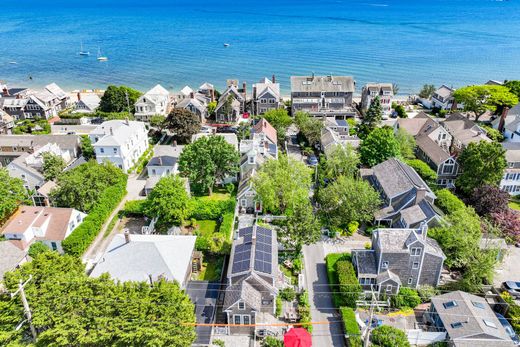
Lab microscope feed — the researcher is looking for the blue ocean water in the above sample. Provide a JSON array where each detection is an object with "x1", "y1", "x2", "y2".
[{"x1": 0, "y1": 0, "x2": 519, "y2": 94}]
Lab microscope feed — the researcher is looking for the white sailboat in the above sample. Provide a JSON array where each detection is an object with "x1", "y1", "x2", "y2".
[
  {"x1": 79, "y1": 42, "x2": 90, "y2": 56},
  {"x1": 97, "y1": 47, "x2": 108, "y2": 61}
]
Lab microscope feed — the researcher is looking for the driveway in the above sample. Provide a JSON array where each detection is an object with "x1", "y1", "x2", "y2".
[
  {"x1": 494, "y1": 246, "x2": 520, "y2": 287},
  {"x1": 303, "y1": 242, "x2": 345, "y2": 347}
]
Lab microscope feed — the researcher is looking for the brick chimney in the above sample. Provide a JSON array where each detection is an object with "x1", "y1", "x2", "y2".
[
  {"x1": 124, "y1": 230, "x2": 131, "y2": 244},
  {"x1": 498, "y1": 106, "x2": 510, "y2": 132},
  {"x1": 272, "y1": 74, "x2": 276, "y2": 84}
]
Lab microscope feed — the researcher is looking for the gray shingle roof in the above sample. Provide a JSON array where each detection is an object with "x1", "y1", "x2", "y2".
[
  {"x1": 353, "y1": 250, "x2": 377, "y2": 275},
  {"x1": 0, "y1": 241, "x2": 28, "y2": 279},
  {"x1": 291, "y1": 75, "x2": 355, "y2": 93},
  {"x1": 223, "y1": 279, "x2": 262, "y2": 311},
  {"x1": 416, "y1": 135, "x2": 451, "y2": 166},
  {"x1": 375, "y1": 228, "x2": 445, "y2": 259}
]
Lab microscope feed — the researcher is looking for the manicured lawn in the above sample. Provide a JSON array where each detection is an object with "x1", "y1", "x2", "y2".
[
  {"x1": 509, "y1": 201, "x2": 520, "y2": 211},
  {"x1": 197, "y1": 255, "x2": 224, "y2": 281},
  {"x1": 195, "y1": 220, "x2": 218, "y2": 237}
]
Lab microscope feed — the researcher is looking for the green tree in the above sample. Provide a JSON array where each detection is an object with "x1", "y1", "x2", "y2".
[
  {"x1": 207, "y1": 101, "x2": 217, "y2": 115},
  {"x1": 0, "y1": 168, "x2": 30, "y2": 223},
  {"x1": 164, "y1": 108, "x2": 201, "y2": 143},
  {"x1": 392, "y1": 83, "x2": 399, "y2": 95},
  {"x1": 395, "y1": 128, "x2": 416, "y2": 160},
  {"x1": 1, "y1": 252, "x2": 196, "y2": 347},
  {"x1": 50, "y1": 161, "x2": 127, "y2": 212},
  {"x1": 178, "y1": 135, "x2": 239, "y2": 195},
  {"x1": 391, "y1": 287, "x2": 421, "y2": 309},
  {"x1": 253, "y1": 155, "x2": 312, "y2": 214},
  {"x1": 263, "y1": 336, "x2": 284, "y2": 347},
  {"x1": 362, "y1": 96, "x2": 382, "y2": 131},
  {"x1": 505, "y1": 80, "x2": 520, "y2": 99},
  {"x1": 143, "y1": 175, "x2": 191, "y2": 227},
  {"x1": 282, "y1": 201, "x2": 321, "y2": 252},
  {"x1": 294, "y1": 111, "x2": 324, "y2": 147},
  {"x1": 99, "y1": 85, "x2": 142, "y2": 113},
  {"x1": 262, "y1": 108, "x2": 292, "y2": 143},
  {"x1": 220, "y1": 95, "x2": 235, "y2": 119},
  {"x1": 42, "y1": 152, "x2": 66, "y2": 181},
  {"x1": 28, "y1": 241, "x2": 51, "y2": 258},
  {"x1": 405, "y1": 159, "x2": 437, "y2": 186},
  {"x1": 418, "y1": 84, "x2": 435, "y2": 99},
  {"x1": 457, "y1": 141, "x2": 507, "y2": 194},
  {"x1": 150, "y1": 114, "x2": 166, "y2": 131},
  {"x1": 80, "y1": 135, "x2": 95, "y2": 160},
  {"x1": 481, "y1": 125, "x2": 504, "y2": 143},
  {"x1": 318, "y1": 175, "x2": 380, "y2": 232},
  {"x1": 360, "y1": 127, "x2": 401, "y2": 167},
  {"x1": 322, "y1": 144, "x2": 359, "y2": 180},
  {"x1": 394, "y1": 104, "x2": 407, "y2": 118},
  {"x1": 453, "y1": 85, "x2": 518, "y2": 121},
  {"x1": 371, "y1": 325, "x2": 410, "y2": 347}
]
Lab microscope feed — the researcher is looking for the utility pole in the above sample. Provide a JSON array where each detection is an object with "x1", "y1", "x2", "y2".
[
  {"x1": 10, "y1": 275, "x2": 37, "y2": 341},
  {"x1": 364, "y1": 289, "x2": 377, "y2": 347}
]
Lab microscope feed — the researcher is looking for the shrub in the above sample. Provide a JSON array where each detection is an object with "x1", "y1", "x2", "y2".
[
  {"x1": 219, "y1": 212, "x2": 235, "y2": 240},
  {"x1": 347, "y1": 221, "x2": 359, "y2": 236},
  {"x1": 122, "y1": 200, "x2": 146, "y2": 217},
  {"x1": 292, "y1": 257, "x2": 303, "y2": 272},
  {"x1": 279, "y1": 287, "x2": 297, "y2": 302},
  {"x1": 62, "y1": 182, "x2": 127, "y2": 256},
  {"x1": 435, "y1": 189, "x2": 466, "y2": 214},
  {"x1": 340, "y1": 307, "x2": 362, "y2": 347},
  {"x1": 390, "y1": 287, "x2": 421, "y2": 309},
  {"x1": 225, "y1": 183, "x2": 235, "y2": 194},
  {"x1": 189, "y1": 198, "x2": 235, "y2": 220},
  {"x1": 275, "y1": 296, "x2": 282, "y2": 317},
  {"x1": 28, "y1": 242, "x2": 51, "y2": 258},
  {"x1": 262, "y1": 336, "x2": 284, "y2": 347},
  {"x1": 370, "y1": 325, "x2": 410, "y2": 347},
  {"x1": 336, "y1": 260, "x2": 362, "y2": 308},
  {"x1": 501, "y1": 292, "x2": 520, "y2": 333},
  {"x1": 326, "y1": 253, "x2": 353, "y2": 307},
  {"x1": 298, "y1": 290, "x2": 312, "y2": 333},
  {"x1": 417, "y1": 285, "x2": 439, "y2": 303},
  {"x1": 212, "y1": 339, "x2": 225, "y2": 347},
  {"x1": 405, "y1": 159, "x2": 437, "y2": 186}
]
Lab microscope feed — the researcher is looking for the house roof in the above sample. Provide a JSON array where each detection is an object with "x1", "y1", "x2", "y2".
[
  {"x1": 37, "y1": 180, "x2": 57, "y2": 197},
  {"x1": 198, "y1": 82, "x2": 214, "y2": 91},
  {"x1": 254, "y1": 78, "x2": 281, "y2": 99},
  {"x1": 375, "y1": 228, "x2": 445, "y2": 259},
  {"x1": 371, "y1": 158, "x2": 434, "y2": 199},
  {"x1": 353, "y1": 250, "x2": 378, "y2": 275},
  {"x1": 363, "y1": 83, "x2": 394, "y2": 95},
  {"x1": 400, "y1": 205, "x2": 427, "y2": 226},
  {"x1": 0, "y1": 241, "x2": 28, "y2": 279},
  {"x1": 76, "y1": 93, "x2": 101, "y2": 111},
  {"x1": 223, "y1": 278, "x2": 263, "y2": 312},
  {"x1": 90, "y1": 234, "x2": 196, "y2": 287},
  {"x1": 176, "y1": 96, "x2": 205, "y2": 112},
  {"x1": 395, "y1": 114, "x2": 433, "y2": 136},
  {"x1": 502, "y1": 142, "x2": 520, "y2": 163},
  {"x1": 415, "y1": 135, "x2": 451, "y2": 166},
  {"x1": 45, "y1": 83, "x2": 68, "y2": 100},
  {"x1": 377, "y1": 270, "x2": 401, "y2": 285},
  {"x1": 434, "y1": 85, "x2": 454, "y2": 99},
  {"x1": 291, "y1": 75, "x2": 355, "y2": 93},
  {"x1": 8, "y1": 153, "x2": 45, "y2": 181},
  {"x1": 431, "y1": 291, "x2": 514, "y2": 345},
  {"x1": 252, "y1": 118, "x2": 278, "y2": 145},
  {"x1": 1, "y1": 206, "x2": 78, "y2": 241},
  {"x1": 0, "y1": 135, "x2": 79, "y2": 152},
  {"x1": 147, "y1": 145, "x2": 183, "y2": 167},
  {"x1": 442, "y1": 113, "x2": 491, "y2": 146},
  {"x1": 90, "y1": 120, "x2": 145, "y2": 147},
  {"x1": 0, "y1": 97, "x2": 29, "y2": 109}
]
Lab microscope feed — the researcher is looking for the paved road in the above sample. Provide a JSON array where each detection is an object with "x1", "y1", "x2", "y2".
[{"x1": 303, "y1": 242, "x2": 345, "y2": 347}]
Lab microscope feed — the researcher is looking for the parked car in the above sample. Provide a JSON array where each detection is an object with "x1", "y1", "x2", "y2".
[
  {"x1": 503, "y1": 281, "x2": 520, "y2": 299},
  {"x1": 217, "y1": 126, "x2": 237, "y2": 134},
  {"x1": 495, "y1": 312, "x2": 520, "y2": 345},
  {"x1": 200, "y1": 125, "x2": 213, "y2": 134},
  {"x1": 307, "y1": 155, "x2": 318, "y2": 166}
]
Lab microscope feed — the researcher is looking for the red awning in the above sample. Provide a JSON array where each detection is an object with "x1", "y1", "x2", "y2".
[{"x1": 284, "y1": 328, "x2": 312, "y2": 347}]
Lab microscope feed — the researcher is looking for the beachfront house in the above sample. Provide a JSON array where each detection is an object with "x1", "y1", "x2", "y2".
[
  {"x1": 360, "y1": 83, "x2": 394, "y2": 117},
  {"x1": 89, "y1": 119, "x2": 148, "y2": 172},
  {"x1": 134, "y1": 84, "x2": 170, "y2": 122},
  {"x1": 215, "y1": 80, "x2": 247, "y2": 123},
  {"x1": 73, "y1": 92, "x2": 101, "y2": 114},
  {"x1": 431, "y1": 85, "x2": 456, "y2": 110},
  {"x1": 290, "y1": 75, "x2": 356, "y2": 119},
  {"x1": 252, "y1": 76, "x2": 282, "y2": 116}
]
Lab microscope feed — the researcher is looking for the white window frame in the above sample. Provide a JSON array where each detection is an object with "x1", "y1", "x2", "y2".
[
  {"x1": 386, "y1": 285, "x2": 392, "y2": 293},
  {"x1": 412, "y1": 262, "x2": 420, "y2": 269},
  {"x1": 411, "y1": 248, "x2": 422, "y2": 256},
  {"x1": 238, "y1": 302, "x2": 245, "y2": 310},
  {"x1": 382, "y1": 261, "x2": 389, "y2": 269},
  {"x1": 408, "y1": 277, "x2": 413, "y2": 285}
]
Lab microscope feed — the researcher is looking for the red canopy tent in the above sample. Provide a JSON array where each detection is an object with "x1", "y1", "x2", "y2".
[{"x1": 283, "y1": 328, "x2": 312, "y2": 347}]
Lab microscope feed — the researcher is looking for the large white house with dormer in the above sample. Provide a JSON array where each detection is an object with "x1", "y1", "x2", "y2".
[
  {"x1": 89, "y1": 119, "x2": 148, "y2": 172},
  {"x1": 134, "y1": 84, "x2": 170, "y2": 122}
]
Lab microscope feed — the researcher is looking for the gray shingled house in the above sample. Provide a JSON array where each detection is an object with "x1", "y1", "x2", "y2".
[
  {"x1": 352, "y1": 225, "x2": 445, "y2": 295},
  {"x1": 424, "y1": 291, "x2": 516, "y2": 346},
  {"x1": 290, "y1": 75, "x2": 356, "y2": 118},
  {"x1": 361, "y1": 158, "x2": 441, "y2": 228},
  {"x1": 215, "y1": 81, "x2": 246, "y2": 123},
  {"x1": 224, "y1": 225, "x2": 278, "y2": 335}
]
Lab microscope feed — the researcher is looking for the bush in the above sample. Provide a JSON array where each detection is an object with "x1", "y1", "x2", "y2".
[
  {"x1": 390, "y1": 287, "x2": 421, "y2": 309},
  {"x1": 262, "y1": 336, "x2": 284, "y2": 347},
  {"x1": 395, "y1": 104, "x2": 407, "y2": 118},
  {"x1": 340, "y1": 307, "x2": 362, "y2": 347},
  {"x1": 189, "y1": 198, "x2": 235, "y2": 220},
  {"x1": 275, "y1": 296, "x2": 282, "y2": 317},
  {"x1": 347, "y1": 221, "x2": 359, "y2": 236},
  {"x1": 405, "y1": 159, "x2": 437, "y2": 186},
  {"x1": 212, "y1": 339, "x2": 225, "y2": 347},
  {"x1": 28, "y1": 242, "x2": 51, "y2": 258},
  {"x1": 417, "y1": 285, "x2": 439, "y2": 303},
  {"x1": 336, "y1": 260, "x2": 362, "y2": 308},
  {"x1": 435, "y1": 189, "x2": 466, "y2": 214},
  {"x1": 298, "y1": 290, "x2": 312, "y2": 333},
  {"x1": 370, "y1": 325, "x2": 410, "y2": 347},
  {"x1": 279, "y1": 287, "x2": 297, "y2": 301},
  {"x1": 501, "y1": 292, "x2": 520, "y2": 333},
  {"x1": 122, "y1": 200, "x2": 146, "y2": 217},
  {"x1": 219, "y1": 212, "x2": 235, "y2": 239},
  {"x1": 62, "y1": 181, "x2": 127, "y2": 256},
  {"x1": 225, "y1": 183, "x2": 235, "y2": 194}
]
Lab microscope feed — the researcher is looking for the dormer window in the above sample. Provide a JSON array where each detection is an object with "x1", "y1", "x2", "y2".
[
  {"x1": 382, "y1": 261, "x2": 388, "y2": 269},
  {"x1": 411, "y1": 248, "x2": 421, "y2": 256},
  {"x1": 238, "y1": 302, "x2": 245, "y2": 310}
]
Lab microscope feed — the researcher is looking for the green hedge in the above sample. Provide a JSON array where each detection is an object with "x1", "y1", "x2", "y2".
[
  {"x1": 435, "y1": 189, "x2": 466, "y2": 214},
  {"x1": 219, "y1": 212, "x2": 235, "y2": 239},
  {"x1": 501, "y1": 292, "x2": 520, "y2": 333},
  {"x1": 336, "y1": 260, "x2": 362, "y2": 308},
  {"x1": 390, "y1": 287, "x2": 421, "y2": 309},
  {"x1": 122, "y1": 199, "x2": 146, "y2": 217},
  {"x1": 326, "y1": 253, "x2": 353, "y2": 307},
  {"x1": 298, "y1": 290, "x2": 312, "y2": 333},
  {"x1": 340, "y1": 307, "x2": 362, "y2": 347},
  {"x1": 405, "y1": 159, "x2": 437, "y2": 186},
  {"x1": 62, "y1": 181, "x2": 127, "y2": 256}
]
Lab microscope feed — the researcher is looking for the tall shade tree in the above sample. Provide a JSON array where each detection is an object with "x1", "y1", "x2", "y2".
[
  {"x1": 321, "y1": 144, "x2": 360, "y2": 180},
  {"x1": 490, "y1": 209, "x2": 520, "y2": 243},
  {"x1": 318, "y1": 175, "x2": 381, "y2": 232},
  {"x1": 253, "y1": 155, "x2": 312, "y2": 214},
  {"x1": 42, "y1": 152, "x2": 66, "y2": 181},
  {"x1": 99, "y1": 85, "x2": 142, "y2": 113},
  {"x1": 457, "y1": 141, "x2": 507, "y2": 194},
  {"x1": 50, "y1": 161, "x2": 127, "y2": 212},
  {"x1": 505, "y1": 80, "x2": 520, "y2": 99},
  {"x1": 294, "y1": 111, "x2": 324, "y2": 147},
  {"x1": 0, "y1": 168, "x2": 30, "y2": 222},
  {"x1": 360, "y1": 127, "x2": 401, "y2": 167},
  {"x1": 453, "y1": 85, "x2": 518, "y2": 121},
  {"x1": 0, "y1": 252, "x2": 196, "y2": 346},
  {"x1": 281, "y1": 201, "x2": 321, "y2": 253},
  {"x1": 178, "y1": 135, "x2": 239, "y2": 195},
  {"x1": 80, "y1": 135, "x2": 95, "y2": 160},
  {"x1": 418, "y1": 84, "x2": 435, "y2": 99},
  {"x1": 143, "y1": 175, "x2": 191, "y2": 227},
  {"x1": 164, "y1": 108, "x2": 201, "y2": 143},
  {"x1": 262, "y1": 108, "x2": 293, "y2": 143},
  {"x1": 362, "y1": 95, "x2": 383, "y2": 131},
  {"x1": 149, "y1": 114, "x2": 166, "y2": 131},
  {"x1": 395, "y1": 128, "x2": 416, "y2": 160}
]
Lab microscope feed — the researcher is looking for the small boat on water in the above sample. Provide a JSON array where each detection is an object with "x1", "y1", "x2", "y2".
[
  {"x1": 79, "y1": 41, "x2": 90, "y2": 56},
  {"x1": 97, "y1": 47, "x2": 108, "y2": 61},
  {"x1": 223, "y1": 43, "x2": 230, "y2": 47},
  {"x1": 8, "y1": 61, "x2": 18, "y2": 64}
]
